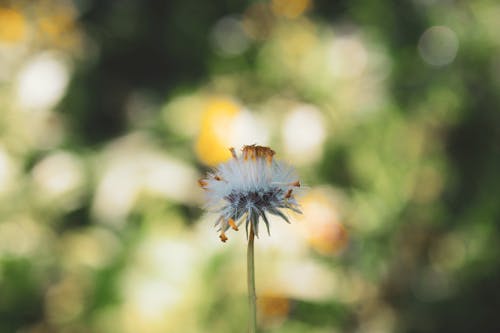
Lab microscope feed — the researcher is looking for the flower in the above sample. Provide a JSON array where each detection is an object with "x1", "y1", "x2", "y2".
[{"x1": 199, "y1": 145, "x2": 302, "y2": 242}]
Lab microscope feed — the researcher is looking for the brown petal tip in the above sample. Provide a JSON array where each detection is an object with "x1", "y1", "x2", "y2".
[
  {"x1": 219, "y1": 232, "x2": 228, "y2": 242},
  {"x1": 198, "y1": 179, "x2": 208, "y2": 188},
  {"x1": 228, "y1": 218, "x2": 239, "y2": 231}
]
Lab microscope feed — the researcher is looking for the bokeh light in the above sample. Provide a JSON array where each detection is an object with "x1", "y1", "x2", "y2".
[
  {"x1": 295, "y1": 187, "x2": 349, "y2": 255},
  {"x1": 418, "y1": 26, "x2": 459, "y2": 66},
  {"x1": 0, "y1": 1, "x2": 498, "y2": 333},
  {"x1": 271, "y1": 0, "x2": 312, "y2": 19},
  {"x1": 0, "y1": 8, "x2": 27, "y2": 43},
  {"x1": 282, "y1": 104, "x2": 326, "y2": 164},
  {"x1": 327, "y1": 35, "x2": 368, "y2": 79},
  {"x1": 211, "y1": 16, "x2": 250, "y2": 57},
  {"x1": 195, "y1": 97, "x2": 268, "y2": 165},
  {"x1": 15, "y1": 52, "x2": 71, "y2": 110}
]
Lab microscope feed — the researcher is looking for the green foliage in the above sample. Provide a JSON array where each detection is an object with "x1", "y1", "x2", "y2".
[{"x1": 0, "y1": 0, "x2": 499, "y2": 332}]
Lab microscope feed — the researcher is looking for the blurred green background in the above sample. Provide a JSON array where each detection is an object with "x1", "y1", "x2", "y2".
[{"x1": 0, "y1": 0, "x2": 499, "y2": 332}]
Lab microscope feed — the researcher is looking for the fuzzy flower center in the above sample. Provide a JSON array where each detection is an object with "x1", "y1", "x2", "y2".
[
  {"x1": 225, "y1": 188, "x2": 283, "y2": 210},
  {"x1": 199, "y1": 145, "x2": 301, "y2": 242}
]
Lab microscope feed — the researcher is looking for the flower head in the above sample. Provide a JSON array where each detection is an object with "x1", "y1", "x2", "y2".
[{"x1": 199, "y1": 145, "x2": 301, "y2": 242}]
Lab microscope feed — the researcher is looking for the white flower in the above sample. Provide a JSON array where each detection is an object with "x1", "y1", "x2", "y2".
[{"x1": 199, "y1": 145, "x2": 302, "y2": 242}]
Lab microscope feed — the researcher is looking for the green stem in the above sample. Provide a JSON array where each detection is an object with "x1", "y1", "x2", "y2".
[{"x1": 247, "y1": 225, "x2": 257, "y2": 333}]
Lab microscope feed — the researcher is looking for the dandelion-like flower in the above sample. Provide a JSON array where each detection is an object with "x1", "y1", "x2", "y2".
[{"x1": 199, "y1": 145, "x2": 302, "y2": 242}]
